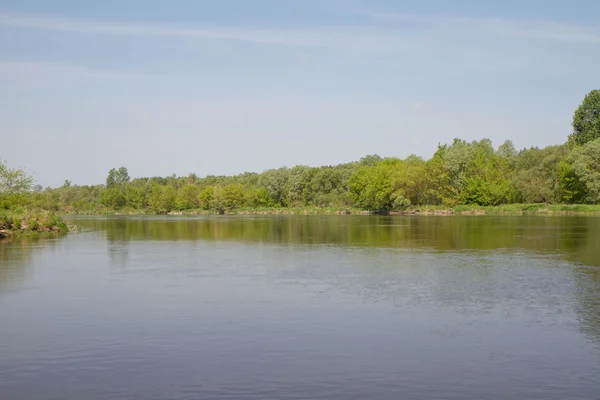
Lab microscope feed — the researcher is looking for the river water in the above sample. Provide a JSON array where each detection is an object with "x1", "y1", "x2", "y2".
[{"x1": 1, "y1": 215, "x2": 599, "y2": 399}]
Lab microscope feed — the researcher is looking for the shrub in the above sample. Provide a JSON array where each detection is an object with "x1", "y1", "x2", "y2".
[
  {"x1": 45, "y1": 215, "x2": 59, "y2": 229},
  {"x1": 28, "y1": 219, "x2": 39, "y2": 231}
]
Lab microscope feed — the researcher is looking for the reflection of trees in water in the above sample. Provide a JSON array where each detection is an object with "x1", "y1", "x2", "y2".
[
  {"x1": 105, "y1": 218, "x2": 130, "y2": 268},
  {"x1": 74, "y1": 215, "x2": 600, "y2": 344},
  {"x1": 573, "y1": 265, "x2": 600, "y2": 347},
  {"x1": 0, "y1": 236, "x2": 60, "y2": 294},
  {"x1": 74, "y1": 215, "x2": 600, "y2": 267}
]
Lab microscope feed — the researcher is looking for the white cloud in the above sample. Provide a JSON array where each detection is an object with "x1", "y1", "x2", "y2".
[
  {"x1": 0, "y1": 12, "x2": 410, "y2": 52},
  {"x1": 0, "y1": 61, "x2": 121, "y2": 80},
  {"x1": 362, "y1": 11, "x2": 600, "y2": 43},
  {"x1": 0, "y1": 60, "x2": 152, "y2": 89}
]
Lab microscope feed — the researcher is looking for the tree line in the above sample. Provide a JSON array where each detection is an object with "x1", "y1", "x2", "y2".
[{"x1": 2, "y1": 89, "x2": 600, "y2": 214}]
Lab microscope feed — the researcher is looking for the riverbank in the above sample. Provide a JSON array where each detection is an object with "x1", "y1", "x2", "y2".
[
  {"x1": 61, "y1": 203, "x2": 600, "y2": 217},
  {"x1": 450, "y1": 203, "x2": 600, "y2": 215},
  {"x1": 0, "y1": 210, "x2": 71, "y2": 238}
]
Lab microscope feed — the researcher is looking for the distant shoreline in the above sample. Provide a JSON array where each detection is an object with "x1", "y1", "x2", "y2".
[{"x1": 61, "y1": 204, "x2": 600, "y2": 217}]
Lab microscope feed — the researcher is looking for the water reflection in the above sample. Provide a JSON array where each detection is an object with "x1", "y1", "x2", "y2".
[
  {"x1": 0, "y1": 236, "x2": 60, "y2": 293},
  {"x1": 72, "y1": 215, "x2": 600, "y2": 267},
  {"x1": 78, "y1": 215, "x2": 600, "y2": 347},
  {"x1": 573, "y1": 265, "x2": 600, "y2": 346},
  {"x1": 104, "y1": 218, "x2": 130, "y2": 268},
  {"x1": 1, "y1": 216, "x2": 599, "y2": 399}
]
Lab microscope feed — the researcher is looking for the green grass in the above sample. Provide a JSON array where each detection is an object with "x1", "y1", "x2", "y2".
[{"x1": 451, "y1": 203, "x2": 600, "y2": 215}]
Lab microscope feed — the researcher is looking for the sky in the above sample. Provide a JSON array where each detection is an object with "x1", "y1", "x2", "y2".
[{"x1": 1, "y1": 0, "x2": 599, "y2": 187}]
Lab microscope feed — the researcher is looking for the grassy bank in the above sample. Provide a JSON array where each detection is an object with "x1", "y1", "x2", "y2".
[
  {"x1": 450, "y1": 203, "x2": 600, "y2": 215},
  {"x1": 0, "y1": 210, "x2": 71, "y2": 238},
  {"x1": 61, "y1": 203, "x2": 600, "y2": 217}
]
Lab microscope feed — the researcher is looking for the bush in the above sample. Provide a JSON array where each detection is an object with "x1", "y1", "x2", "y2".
[
  {"x1": 28, "y1": 219, "x2": 39, "y2": 231},
  {"x1": 44, "y1": 215, "x2": 59, "y2": 229},
  {"x1": 0, "y1": 214, "x2": 12, "y2": 228}
]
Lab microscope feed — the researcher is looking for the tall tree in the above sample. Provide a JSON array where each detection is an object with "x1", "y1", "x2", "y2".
[
  {"x1": 106, "y1": 167, "x2": 131, "y2": 187},
  {"x1": 513, "y1": 145, "x2": 568, "y2": 203},
  {"x1": 564, "y1": 138, "x2": 600, "y2": 203},
  {"x1": 0, "y1": 159, "x2": 34, "y2": 195},
  {"x1": 569, "y1": 89, "x2": 600, "y2": 146}
]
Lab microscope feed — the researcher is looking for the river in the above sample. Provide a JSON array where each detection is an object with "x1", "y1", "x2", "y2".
[{"x1": 1, "y1": 215, "x2": 599, "y2": 399}]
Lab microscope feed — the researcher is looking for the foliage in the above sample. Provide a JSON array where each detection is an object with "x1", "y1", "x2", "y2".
[
  {"x1": 125, "y1": 185, "x2": 146, "y2": 209},
  {"x1": 211, "y1": 184, "x2": 246, "y2": 212},
  {"x1": 423, "y1": 145, "x2": 456, "y2": 206},
  {"x1": 513, "y1": 145, "x2": 567, "y2": 203},
  {"x1": 349, "y1": 158, "x2": 405, "y2": 211},
  {"x1": 0, "y1": 209, "x2": 69, "y2": 234},
  {"x1": 566, "y1": 138, "x2": 600, "y2": 203},
  {"x1": 175, "y1": 184, "x2": 200, "y2": 210},
  {"x1": 149, "y1": 184, "x2": 177, "y2": 213},
  {"x1": 25, "y1": 135, "x2": 592, "y2": 214},
  {"x1": 460, "y1": 139, "x2": 515, "y2": 206},
  {"x1": 106, "y1": 167, "x2": 131, "y2": 188},
  {"x1": 0, "y1": 159, "x2": 34, "y2": 196},
  {"x1": 569, "y1": 89, "x2": 600, "y2": 146},
  {"x1": 197, "y1": 186, "x2": 214, "y2": 210},
  {"x1": 7, "y1": 89, "x2": 600, "y2": 216},
  {"x1": 99, "y1": 187, "x2": 126, "y2": 209}
]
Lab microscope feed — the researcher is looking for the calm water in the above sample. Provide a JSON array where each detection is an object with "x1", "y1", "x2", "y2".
[{"x1": 1, "y1": 215, "x2": 599, "y2": 400}]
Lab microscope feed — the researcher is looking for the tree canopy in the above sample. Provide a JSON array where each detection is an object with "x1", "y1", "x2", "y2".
[
  {"x1": 106, "y1": 167, "x2": 131, "y2": 187},
  {"x1": 570, "y1": 89, "x2": 600, "y2": 146},
  {"x1": 4, "y1": 89, "x2": 600, "y2": 214},
  {"x1": 0, "y1": 159, "x2": 34, "y2": 196}
]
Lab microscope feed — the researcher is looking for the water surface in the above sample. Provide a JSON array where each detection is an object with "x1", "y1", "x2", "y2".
[{"x1": 1, "y1": 215, "x2": 599, "y2": 399}]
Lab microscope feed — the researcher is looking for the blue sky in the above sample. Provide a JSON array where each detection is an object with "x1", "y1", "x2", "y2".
[{"x1": 1, "y1": 0, "x2": 599, "y2": 187}]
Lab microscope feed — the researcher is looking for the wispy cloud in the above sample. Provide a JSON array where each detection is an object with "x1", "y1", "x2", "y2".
[
  {"x1": 0, "y1": 60, "x2": 159, "y2": 89},
  {"x1": 0, "y1": 60, "x2": 118, "y2": 80},
  {"x1": 362, "y1": 11, "x2": 600, "y2": 43},
  {"x1": 3, "y1": 9, "x2": 597, "y2": 61},
  {"x1": 0, "y1": 11, "x2": 409, "y2": 52}
]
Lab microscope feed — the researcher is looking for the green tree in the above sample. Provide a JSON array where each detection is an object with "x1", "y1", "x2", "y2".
[
  {"x1": 286, "y1": 166, "x2": 312, "y2": 206},
  {"x1": 441, "y1": 139, "x2": 514, "y2": 206},
  {"x1": 258, "y1": 168, "x2": 289, "y2": 207},
  {"x1": 497, "y1": 140, "x2": 518, "y2": 168},
  {"x1": 359, "y1": 154, "x2": 382, "y2": 166},
  {"x1": 513, "y1": 145, "x2": 567, "y2": 203},
  {"x1": 0, "y1": 159, "x2": 34, "y2": 196},
  {"x1": 218, "y1": 184, "x2": 246, "y2": 210},
  {"x1": 59, "y1": 186, "x2": 77, "y2": 210},
  {"x1": 247, "y1": 187, "x2": 275, "y2": 208},
  {"x1": 198, "y1": 186, "x2": 214, "y2": 210},
  {"x1": 175, "y1": 184, "x2": 200, "y2": 210},
  {"x1": 396, "y1": 155, "x2": 428, "y2": 206},
  {"x1": 443, "y1": 138, "x2": 473, "y2": 200},
  {"x1": 99, "y1": 187, "x2": 126, "y2": 209},
  {"x1": 569, "y1": 89, "x2": 600, "y2": 146},
  {"x1": 563, "y1": 138, "x2": 600, "y2": 203},
  {"x1": 348, "y1": 158, "x2": 401, "y2": 211},
  {"x1": 424, "y1": 145, "x2": 456, "y2": 206},
  {"x1": 106, "y1": 167, "x2": 130, "y2": 188},
  {"x1": 558, "y1": 159, "x2": 586, "y2": 204},
  {"x1": 125, "y1": 185, "x2": 146, "y2": 209},
  {"x1": 461, "y1": 139, "x2": 515, "y2": 206},
  {"x1": 149, "y1": 185, "x2": 176, "y2": 213}
]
